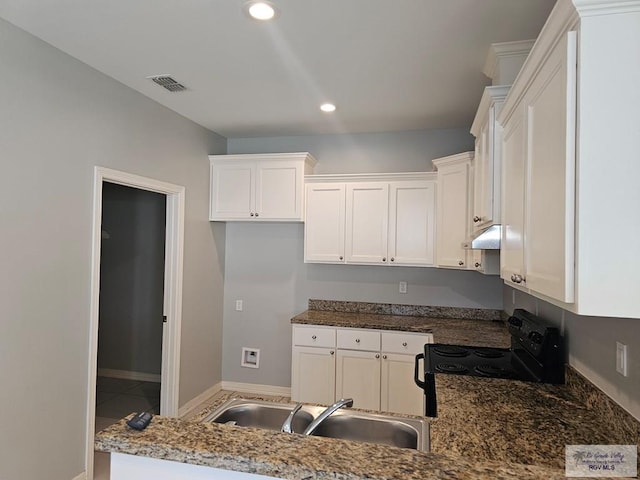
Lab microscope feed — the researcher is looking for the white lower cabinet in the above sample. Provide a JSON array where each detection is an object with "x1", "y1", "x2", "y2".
[
  {"x1": 291, "y1": 325, "x2": 432, "y2": 416},
  {"x1": 336, "y1": 350, "x2": 381, "y2": 411}
]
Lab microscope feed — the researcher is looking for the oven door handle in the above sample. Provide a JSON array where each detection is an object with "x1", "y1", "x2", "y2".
[{"x1": 414, "y1": 353, "x2": 425, "y2": 389}]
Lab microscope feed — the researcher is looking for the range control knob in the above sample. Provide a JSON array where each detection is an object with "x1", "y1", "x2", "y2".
[
  {"x1": 508, "y1": 316, "x2": 523, "y2": 328},
  {"x1": 528, "y1": 331, "x2": 543, "y2": 344}
]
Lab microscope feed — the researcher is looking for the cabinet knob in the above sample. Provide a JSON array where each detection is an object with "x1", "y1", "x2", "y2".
[
  {"x1": 514, "y1": 274, "x2": 525, "y2": 284},
  {"x1": 475, "y1": 262, "x2": 481, "y2": 268},
  {"x1": 375, "y1": 354, "x2": 380, "y2": 359},
  {"x1": 250, "y1": 212, "x2": 255, "y2": 217},
  {"x1": 311, "y1": 335, "x2": 317, "y2": 340},
  {"x1": 510, "y1": 274, "x2": 516, "y2": 282},
  {"x1": 473, "y1": 216, "x2": 481, "y2": 223},
  {"x1": 330, "y1": 351, "x2": 334, "y2": 355},
  {"x1": 382, "y1": 355, "x2": 387, "y2": 360},
  {"x1": 458, "y1": 260, "x2": 464, "y2": 266},
  {"x1": 382, "y1": 257, "x2": 387, "y2": 262},
  {"x1": 255, "y1": 212, "x2": 259, "y2": 217},
  {"x1": 402, "y1": 342, "x2": 407, "y2": 347},
  {"x1": 390, "y1": 257, "x2": 395, "y2": 262},
  {"x1": 339, "y1": 256, "x2": 344, "y2": 261},
  {"x1": 355, "y1": 338, "x2": 360, "y2": 344}
]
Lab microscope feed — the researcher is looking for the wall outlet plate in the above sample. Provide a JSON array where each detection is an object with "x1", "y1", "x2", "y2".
[
  {"x1": 235, "y1": 300, "x2": 243, "y2": 312},
  {"x1": 616, "y1": 342, "x2": 628, "y2": 377},
  {"x1": 399, "y1": 281, "x2": 408, "y2": 294}
]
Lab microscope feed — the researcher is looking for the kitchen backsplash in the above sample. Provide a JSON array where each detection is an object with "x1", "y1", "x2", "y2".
[{"x1": 308, "y1": 299, "x2": 502, "y2": 321}]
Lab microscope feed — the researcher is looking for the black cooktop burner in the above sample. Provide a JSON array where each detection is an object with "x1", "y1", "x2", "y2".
[
  {"x1": 474, "y1": 364, "x2": 515, "y2": 378},
  {"x1": 435, "y1": 363, "x2": 469, "y2": 374},
  {"x1": 432, "y1": 345, "x2": 469, "y2": 357},
  {"x1": 473, "y1": 348, "x2": 507, "y2": 359}
]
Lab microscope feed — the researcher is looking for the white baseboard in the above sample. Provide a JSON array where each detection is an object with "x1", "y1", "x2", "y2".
[
  {"x1": 71, "y1": 471, "x2": 87, "y2": 480},
  {"x1": 221, "y1": 381, "x2": 291, "y2": 397},
  {"x1": 98, "y1": 368, "x2": 161, "y2": 383},
  {"x1": 178, "y1": 382, "x2": 222, "y2": 418}
]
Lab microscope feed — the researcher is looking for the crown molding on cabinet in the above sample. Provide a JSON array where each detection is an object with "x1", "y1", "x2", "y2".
[
  {"x1": 431, "y1": 151, "x2": 474, "y2": 171},
  {"x1": 483, "y1": 40, "x2": 536, "y2": 84},
  {"x1": 305, "y1": 171, "x2": 437, "y2": 183},
  {"x1": 572, "y1": 0, "x2": 640, "y2": 15},
  {"x1": 211, "y1": 151, "x2": 317, "y2": 167},
  {"x1": 470, "y1": 85, "x2": 511, "y2": 137}
]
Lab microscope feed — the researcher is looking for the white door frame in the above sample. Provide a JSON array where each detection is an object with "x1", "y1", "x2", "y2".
[{"x1": 85, "y1": 166, "x2": 185, "y2": 479}]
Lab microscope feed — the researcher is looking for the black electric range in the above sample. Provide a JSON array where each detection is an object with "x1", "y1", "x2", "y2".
[{"x1": 414, "y1": 309, "x2": 564, "y2": 417}]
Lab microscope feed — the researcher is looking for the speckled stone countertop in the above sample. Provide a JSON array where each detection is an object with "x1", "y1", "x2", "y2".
[
  {"x1": 291, "y1": 309, "x2": 511, "y2": 348},
  {"x1": 429, "y1": 374, "x2": 638, "y2": 470},
  {"x1": 95, "y1": 413, "x2": 570, "y2": 480}
]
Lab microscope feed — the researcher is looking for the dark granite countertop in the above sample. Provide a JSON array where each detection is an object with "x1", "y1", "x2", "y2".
[{"x1": 291, "y1": 309, "x2": 511, "y2": 348}]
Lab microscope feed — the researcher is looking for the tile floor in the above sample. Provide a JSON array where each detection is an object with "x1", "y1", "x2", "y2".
[{"x1": 94, "y1": 376, "x2": 160, "y2": 480}]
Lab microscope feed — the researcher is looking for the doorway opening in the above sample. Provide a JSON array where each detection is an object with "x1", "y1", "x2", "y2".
[{"x1": 86, "y1": 167, "x2": 185, "y2": 480}]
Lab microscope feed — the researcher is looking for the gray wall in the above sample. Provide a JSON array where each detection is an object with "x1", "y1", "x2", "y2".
[
  {"x1": 505, "y1": 287, "x2": 640, "y2": 421},
  {"x1": 98, "y1": 183, "x2": 166, "y2": 376},
  {"x1": 228, "y1": 129, "x2": 473, "y2": 173},
  {"x1": 222, "y1": 131, "x2": 503, "y2": 387},
  {"x1": 0, "y1": 18, "x2": 226, "y2": 480}
]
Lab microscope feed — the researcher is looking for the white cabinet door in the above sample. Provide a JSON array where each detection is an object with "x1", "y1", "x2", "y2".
[
  {"x1": 435, "y1": 155, "x2": 471, "y2": 269},
  {"x1": 501, "y1": 109, "x2": 526, "y2": 286},
  {"x1": 256, "y1": 161, "x2": 303, "y2": 221},
  {"x1": 291, "y1": 346, "x2": 336, "y2": 405},
  {"x1": 304, "y1": 183, "x2": 346, "y2": 263},
  {"x1": 335, "y1": 349, "x2": 381, "y2": 410},
  {"x1": 345, "y1": 183, "x2": 389, "y2": 265},
  {"x1": 380, "y1": 353, "x2": 424, "y2": 416},
  {"x1": 473, "y1": 122, "x2": 489, "y2": 230},
  {"x1": 388, "y1": 181, "x2": 436, "y2": 266},
  {"x1": 524, "y1": 31, "x2": 577, "y2": 303},
  {"x1": 210, "y1": 161, "x2": 255, "y2": 220}
]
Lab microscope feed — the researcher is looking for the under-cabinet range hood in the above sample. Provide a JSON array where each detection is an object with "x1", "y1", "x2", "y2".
[{"x1": 468, "y1": 224, "x2": 501, "y2": 250}]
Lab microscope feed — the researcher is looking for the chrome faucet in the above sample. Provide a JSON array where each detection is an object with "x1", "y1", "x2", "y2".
[
  {"x1": 281, "y1": 403, "x2": 303, "y2": 433},
  {"x1": 302, "y1": 398, "x2": 354, "y2": 435}
]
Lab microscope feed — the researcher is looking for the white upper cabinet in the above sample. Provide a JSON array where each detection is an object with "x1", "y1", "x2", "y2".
[
  {"x1": 209, "y1": 152, "x2": 316, "y2": 221},
  {"x1": 501, "y1": 31, "x2": 577, "y2": 302},
  {"x1": 498, "y1": 0, "x2": 640, "y2": 318},
  {"x1": 434, "y1": 152, "x2": 473, "y2": 269},
  {"x1": 304, "y1": 173, "x2": 437, "y2": 267},
  {"x1": 388, "y1": 181, "x2": 436, "y2": 266},
  {"x1": 304, "y1": 183, "x2": 346, "y2": 263},
  {"x1": 345, "y1": 182, "x2": 390, "y2": 264},
  {"x1": 470, "y1": 86, "x2": 510, "y2": 231}
]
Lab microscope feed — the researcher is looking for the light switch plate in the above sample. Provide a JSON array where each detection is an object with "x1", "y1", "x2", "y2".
[{"x1": 616, "y1": 342, "x2": 628, "y2": 376}]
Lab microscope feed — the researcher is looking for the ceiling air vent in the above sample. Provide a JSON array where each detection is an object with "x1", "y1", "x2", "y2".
[{"x1": 147, "y1": 75, "x2": 188, "y2": 92}]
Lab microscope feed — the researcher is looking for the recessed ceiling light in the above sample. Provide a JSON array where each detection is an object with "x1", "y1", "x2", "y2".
[
  {"x1": 246, "y1": 1, "x2": 276, "y2": 20},
  {"x1": 320, "y1": 103, "x2": 337, "y2": 113}
]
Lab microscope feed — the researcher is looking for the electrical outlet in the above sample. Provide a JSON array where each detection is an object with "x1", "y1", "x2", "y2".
[
  {"x1": 616, "y1": 342, "x2": 628, "y2": 377},
  {"x1": 235, "y1": 300, "x2": 243, "y2": 312},
  {"x1": 399, "y1": 281, "x2": 407, "y2": 294}
]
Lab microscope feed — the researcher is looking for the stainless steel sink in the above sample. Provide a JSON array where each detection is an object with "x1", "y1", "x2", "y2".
[{"x1": 203, "y1": 398, "x2": 429, "y2": 451}]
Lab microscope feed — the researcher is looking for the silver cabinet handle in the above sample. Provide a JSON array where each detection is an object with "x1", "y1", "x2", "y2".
[
  {"x1": 473, "y1": 216, "x2": 481, "y2": 223},
  {"x1": 382, "y1": 257, "x2": 386, "y2": 262},
  {"x1": 375, "y1": 354, "x2": 380, "y2": 359},
  {"x1": 339, "y1": 256, "x2": 344, "y2": 260},
  {"x1": 255, "y1": 212, "x2": 259, "y2": 217},
  {"x1": 330, "y1": 351, "x2": 334, "y2": 355},
  {"x1": 402, "y1": 342, "x2": 407, "y2": 347},
  {"x1": 382, "y1": 355, "x2": 387, "y2": 360},
  {"x1": 458, "y1": 260, "x2": 464, "y2": 266},
  {"x1": 475, "y1": 262, "x2": 481, "y2": 268},
  {"x1": 511, "y1": 274, "x2": 516, "y2": 282},
  {"x1": 513, "y1": 274, "x2": 525, "y2": 284},
  {"x1": 390, "y1": 257, "x2": 395, "y2": 262},
  {"x1": 250, "y1": 212, "x2": 255, "y2": 217},
  {"x1": 311, "y1": 335, "x2": 317, "y2": 340},
  {"x1": 355, "y1": 339, "x2": 360, "y2": 344}
]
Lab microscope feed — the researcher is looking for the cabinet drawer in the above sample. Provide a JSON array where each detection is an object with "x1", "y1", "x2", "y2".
[
  {"x1": 381, "y1": 332, "x2": 433, "y2": 354},
  {"x1": 293, "y1": 326, "x2": 336, "y2": 348},
  {"x1": 337, "y1": 329, "x2": 381, "y2": 351}
]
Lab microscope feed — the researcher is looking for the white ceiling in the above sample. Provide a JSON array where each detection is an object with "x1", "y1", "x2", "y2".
[{"x1": 0, "y1": 0, "x2": 556, "y2": 138}]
